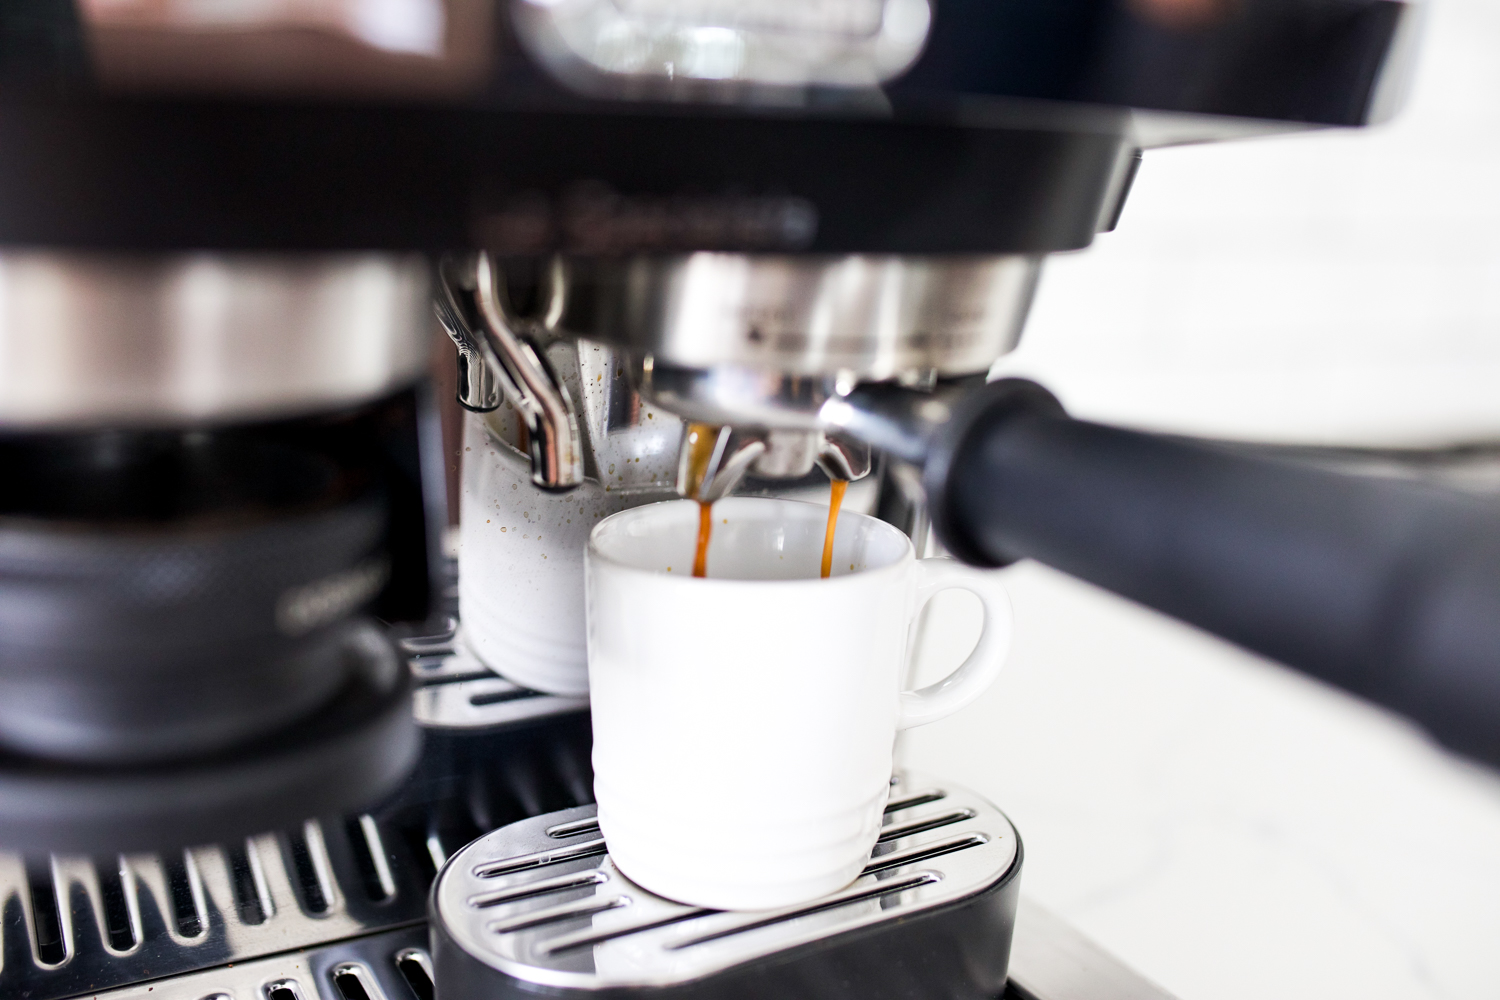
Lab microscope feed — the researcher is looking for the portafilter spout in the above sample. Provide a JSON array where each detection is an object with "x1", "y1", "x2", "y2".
[
  {"x1": 436, "y1": 253, "x2": 586, "y2": 492},
  {"x1": 669, "y1": 423, "x2": 872, "y2": 504}
]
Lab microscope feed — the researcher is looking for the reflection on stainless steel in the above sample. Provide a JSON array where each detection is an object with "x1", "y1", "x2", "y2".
[
  {"x1": 474, "y1": 252, "x2": 585, "y2": 490},
  {"x1": 0, "y1": 252, "x2": 430, "y2": 426},
  {"x1": 674, "y1": 423, "x2": 767, "y2": 503},
  {"x1": 751, "y1": 428, "x2": 822, "y2": 478},
  {"x1": 662, "y1": 400, "x2": 873, "y2": 499},
  {"x1": 457, "y1": 254, "x2": 1036, "y2": 493},
  {"x1": 439, "y1": 254, "x2": 587, "y2": 490},
  {"x1": 1007, "y1": 898, "x2": 1182, "y2": 1000},
  {"x1": 818, "y1": 431, "x2": 872, "y2": 482},
  {"x1": 0, "y1": 824, "x2": 384, "y2": 999},
  {"x1": 436, "y1": 272, "x2": 504, "y2": 412},
  {"x1": 474, "y1": 335, "x2": 685, "y2": 494},
  {"x1": 453, "y1": 254, "x2": 688, "y2": 495},
  {"x1": 583, "y1": 254, "x2": 1041, "y2": 379},
  {"x1": 818, "y1": 378, "x2": 973, "y2": 465},
  {"x1": 640, "y1": 361, "x2": 838, "y2": 429},
  {"x1": 83, "y1": 926, "x2": 432, "y2": 1000},
  {"x1": 407, "y1": 624, "x2": 591, "y2": 728},
  {"x1": 514, "y1": 0, "x2": 931, "y2": 95},
  {"x1": 433, "y1": 775, "x2": 1018, "y2": 990},
  {"x1": 628, "y1": 362, "x2": 986, "y2": 468},
  {"x1": 568, "y1": 337, "x2": 684, "y2": 491},
  {"x1": 697, "y1": 426, "x2": 870, "y2": 489}
]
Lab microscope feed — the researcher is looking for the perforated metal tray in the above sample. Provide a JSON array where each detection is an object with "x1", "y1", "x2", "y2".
[{"x1": 433, "y1": 774, "x2": 1021, "y2": 998}]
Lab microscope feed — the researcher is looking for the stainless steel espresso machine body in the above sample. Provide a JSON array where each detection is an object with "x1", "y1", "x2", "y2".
[
  {"x1": 0, "y1": 2, "x2": 1426, "y2": 998},
  {"x1": 440, "y1": 251, "x2": 1044, "y2": 497},
  {"x1": 0, "y1": 251, "x2": 442, "y2": 851}
]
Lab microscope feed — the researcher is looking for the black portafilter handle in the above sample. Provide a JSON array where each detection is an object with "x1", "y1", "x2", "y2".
[{"x1": 838, "y1": 378, "x2": 1500, "y2": 766}]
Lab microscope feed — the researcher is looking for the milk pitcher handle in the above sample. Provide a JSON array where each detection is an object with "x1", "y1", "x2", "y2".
[{"x1": 897, "y1": 559, "x2": 1013, "y2": 730}]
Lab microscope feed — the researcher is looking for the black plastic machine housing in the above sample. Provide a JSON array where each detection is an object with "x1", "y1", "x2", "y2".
[{"x1": 0, "y1": 0, "x2": 1410, "y2": 254}]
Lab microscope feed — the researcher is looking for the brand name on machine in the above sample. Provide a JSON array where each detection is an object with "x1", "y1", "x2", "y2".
[
  {"x1": 276, "y1": 558, "x2": 390, "y2": 636},
  {"x1": 473, "y1": 183, "x2": 818, "y2": 253}
]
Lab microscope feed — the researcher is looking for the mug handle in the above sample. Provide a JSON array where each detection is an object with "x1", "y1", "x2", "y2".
[{"x1": 897, "y1": 559, "x2": 1013, "y2": 730}]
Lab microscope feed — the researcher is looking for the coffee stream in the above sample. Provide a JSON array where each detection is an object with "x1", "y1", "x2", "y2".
[
  {"x1": 682, "y1": 423, "x2": 720, "y2": 578},
  {"x1": 682, "y1": 423, "x2": 847, "y2": 580},
  {"x1": 821, "y1": 479, "x2": 848, "y2": 578},
  {"x1": 693, "y1": 501, "x2": 713, "y2": 578}
]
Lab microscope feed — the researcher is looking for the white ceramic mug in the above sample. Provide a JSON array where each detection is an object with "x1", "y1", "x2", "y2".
[
  {"x1": 585, "y1": 496, "x2": 1012, "y2": 910},
  {"x1": 459, "y1": 411, "x2": 676, "y2": 696}
]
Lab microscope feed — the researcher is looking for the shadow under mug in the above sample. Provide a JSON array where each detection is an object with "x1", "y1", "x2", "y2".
[{"x1": 586, "y1": 497, "x2": 1013, "y2": 910}]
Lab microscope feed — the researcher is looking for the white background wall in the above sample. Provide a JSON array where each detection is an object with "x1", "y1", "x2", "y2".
[
  {"x1": 998, "y1": 0, "x2": 1500, "y2": 447},
  {"x1": 905, "y1": 1, "x2": 1500, "y2": 997}
]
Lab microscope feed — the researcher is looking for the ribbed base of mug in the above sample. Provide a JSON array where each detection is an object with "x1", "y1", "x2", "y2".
[
  {"x1": 607, "y1": 834, "x2": 869, "y2": 911},
  {"x1": 458, "y1": 605, "x2": 588, "y2": 697},
  {"x1": 594, "y1": 780, "x2": 890, "y2": 911}
]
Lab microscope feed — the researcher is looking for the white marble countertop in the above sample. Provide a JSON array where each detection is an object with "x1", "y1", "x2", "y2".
[{"x1": 905, "y1": 562, "x2": 1500, "y2": 1000}]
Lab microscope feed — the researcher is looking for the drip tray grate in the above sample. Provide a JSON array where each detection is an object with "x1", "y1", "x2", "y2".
[{"x1": 433, "y1": 774, "x2": 1021, "y2": 997}]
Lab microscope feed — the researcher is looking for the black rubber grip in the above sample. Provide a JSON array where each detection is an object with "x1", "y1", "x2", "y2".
[{"x1": 934, "y1": 380, "x2": 1500, "y2": 766}]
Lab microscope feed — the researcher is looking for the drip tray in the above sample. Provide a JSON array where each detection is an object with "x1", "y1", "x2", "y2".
[{"x1": 433, "y1": 775, "x2": 1022, "y2": 1000}]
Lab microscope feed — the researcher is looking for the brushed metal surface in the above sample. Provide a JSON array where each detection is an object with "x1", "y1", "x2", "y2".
[
  {"x1": 83, "y1": 925, "x2": 433, "y2": 1000},
  {"x1": 0, "y1": 252, "x2": 431, "y2": 427},
  {"x1": 578, "y1": 253, "x2": 1041, "y2": 380}
]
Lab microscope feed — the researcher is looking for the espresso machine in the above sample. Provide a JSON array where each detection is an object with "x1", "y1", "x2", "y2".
[{"x1": 0, "y1": 1, "x2": 1468, "y2": 998}]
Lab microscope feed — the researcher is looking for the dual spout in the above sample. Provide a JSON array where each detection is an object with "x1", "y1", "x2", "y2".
[
  {"x1": 436, "y1": 253, "x2": 586, "y2": 491},
  {"x1": 673, "y1": 424, "x2": 871, "y2": 505}
]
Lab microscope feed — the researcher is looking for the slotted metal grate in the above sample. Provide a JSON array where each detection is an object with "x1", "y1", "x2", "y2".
[
  {"x1": 0, "y1": 605, "x2": 593, "y2": 1000},
  {"x1": 433, "y1": 775, "x2": 1019, "y2": 991}
]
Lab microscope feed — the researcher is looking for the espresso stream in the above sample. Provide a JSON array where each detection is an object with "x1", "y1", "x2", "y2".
[
  {"x1": 682, "y1": 423, "x2": 847, "y2": 579},
  {"x1": 821, "y1": 479, "x2": 848, "y2": 579},
  {"x1": 694, "y1": 500, "x2": 713, "y2": 578},
  {"x1": 682, "y1": 423, "x2": 720, "y2": 578}
]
